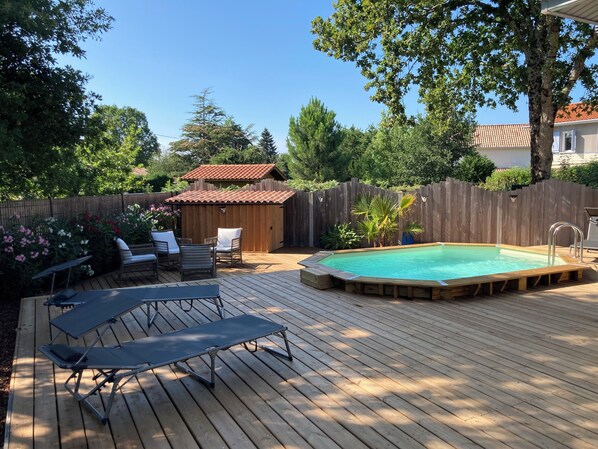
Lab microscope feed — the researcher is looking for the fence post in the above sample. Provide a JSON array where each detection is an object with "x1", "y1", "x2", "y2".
[
  {"x1": 48, "y1": 196, "x2": 54, "y2": 217},
  {"x1": 121, "y1": 193, "x2": 125, "y2": 213}
]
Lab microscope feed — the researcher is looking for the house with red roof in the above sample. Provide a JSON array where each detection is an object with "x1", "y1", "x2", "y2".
[
  {"x1": 475, "y1": 103, "x2": 598, "y2": 169},
  {"x1": 181, "y1": 163, "x2": 286, "y2": 188}
]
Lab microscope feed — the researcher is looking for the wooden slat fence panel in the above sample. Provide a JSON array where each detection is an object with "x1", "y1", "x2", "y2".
[
  {"x1": 0, "y1": 192, "x2": 173, "y2": 227},
  {"x1": 14, "y1": 178, "x2": 593, "y2": 248}
]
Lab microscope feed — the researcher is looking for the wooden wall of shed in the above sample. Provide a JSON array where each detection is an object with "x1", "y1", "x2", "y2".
[{"x1": 181, "y1": 204, "x2": 285, "y2": 252}]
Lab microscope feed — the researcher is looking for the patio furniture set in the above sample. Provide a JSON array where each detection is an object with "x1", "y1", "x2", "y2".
[{"x1": 116, "y1": 227, "x2": 243, "y2": 281}]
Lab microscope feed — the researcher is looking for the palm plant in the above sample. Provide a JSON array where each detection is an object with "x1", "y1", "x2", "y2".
[{"x1": 352, "y1": 193, "x2": 417, "y2": 247}]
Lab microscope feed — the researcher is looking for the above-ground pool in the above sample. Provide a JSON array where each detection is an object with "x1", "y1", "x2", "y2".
[{"x1": 299, "y1": 243, "x2": 586, "y2": 300}]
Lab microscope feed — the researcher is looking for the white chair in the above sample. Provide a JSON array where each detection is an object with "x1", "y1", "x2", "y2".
[
  {"x1": 205, "y1": 228, "x2": 243, "y2": 266},
  {"x1": 115, "y1": 238, "x2": 158, "y2": 280},
  {"x1": 150, "y1": 230, "x2": 191, "y2": 268}
]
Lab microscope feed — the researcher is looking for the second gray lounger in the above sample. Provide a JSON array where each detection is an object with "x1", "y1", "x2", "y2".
[{"x1": 40, "y1": 314, "x2": 293, "y2": 424}]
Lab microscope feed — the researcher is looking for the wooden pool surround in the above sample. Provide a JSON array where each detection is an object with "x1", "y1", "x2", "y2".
[{"x1": 299, "y1": 243, "x2": 588, "y2": 300}]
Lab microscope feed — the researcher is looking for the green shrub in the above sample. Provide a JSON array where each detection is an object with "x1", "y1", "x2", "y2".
[
  {"x1": 482, "y1": 167, "x2": 531, "y2": 191},
  {"x1": 454, "y1": 153, "x2": 496, "y2": 184},
  {"x1": 320, "y1": 224, "x2": 362, "y2": 250},
  {"x1": 553, "y1": 160, "x2": 598, "y2": 188},
  {"x1": 286, "y1": 179, "x2": 339, "y2": 192}
]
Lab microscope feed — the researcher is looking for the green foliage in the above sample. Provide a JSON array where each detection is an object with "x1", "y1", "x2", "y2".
[
  {"x1": 320, "y1": 224, "x2": 362, "y2": 250},
  {"x1": 74, "y1": 105, "x2": 156, "y2": 195},
  {"x1": 161, "y1": 179, "x2": 189, "y2": 193},
  {"x1": 258, "y1": 128, "x2": 278, "y2": 162},
  {"x1": 352, "y1": 194, "x2": 416, "y2": 246},
  {"x1": 0, "y1": 0, "x2": 113, "y2": 199},
  {"x1": 147, "y1": 151, "x2": 194, "y2": 179},
  {"x1": 482, "y1": 168, "x2": 532, "y2": 191},
  {"x1": 170, "y1": 89, "x2": 255, "y2": 165},
  {"x1": 286, "y1": 179, "x2": 339, "y2": 192},
  {"x1": 92, "y1": 105, "x2": 159, "y2": 166},
  {"x1": 0, "y1": 217, "x2": 92, "y2": 299},
  {"x1": 287, "y1": 97, "x2": 343, "y2": 181},
  {"x1": 454, "y1": 153, "x2": 496, "y2": 184},
  {"x1": 361, "y1": 114, "x2": 475, "y2": 186},
  {"x1": 312, "y1": 1, "x2": 598, "y2": 182},
  {"x1": 276, "y1": 153, "x2": 292, "y2": 179},
  {"x1": 338, "y1": 125, "x2": 376, "y2": 181},
  {"x1": 209, "y1": 145, "x2": 268, "y2": 164},
  {"x1": 553, "y1": 160, "x2": 598, "y2": 188}
]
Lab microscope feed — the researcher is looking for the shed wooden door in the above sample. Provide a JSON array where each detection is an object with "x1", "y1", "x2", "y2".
[{"x1": 269, "y1": 205, "x2": 284, "y2": 252}]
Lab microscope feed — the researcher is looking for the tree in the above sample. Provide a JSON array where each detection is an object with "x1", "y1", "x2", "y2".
[
  {"x1": 286, "y1": 97, "x2": 343, "y2": 181},
  {"x1": 209, "y1": 146, "x2": 268, "y2": 165},
  {"x1": 362, "y1": 114, "x2": 475, "y2": 186},
  {"x1": 0, "y1": 0, "x2": 112, "y2": 199},
  {"x1": 258, "y1": 128, "x2": 278, "y2": 162},
  {"x1": 94, "y1": 105, "x2": 159, "y2": 166},
  {"x1": 312, "y1": 1, "x2": 598, "y2": 183},
  {"x1": 454, "y1": 153, "x2": 496, "y2": 184},
  {"x1": 338, "y1": 125, "x2": 376, "y2": 181},
  {"x1": 74, "y1": 110, "x2": 147, "y2": 195},
  {"x1": 170, "y1": 89, "x2": 255, "y2": 165}
]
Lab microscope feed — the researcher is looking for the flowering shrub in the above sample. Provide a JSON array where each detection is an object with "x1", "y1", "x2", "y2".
[
  {"x1": 147, "y1": 204, "x2": 180, "y2": 230},
  {"x1": 0, "y1": 203, "x2": 180, "y2": 300},
  {"x1": 0, "y1": 218, "x2": 90, "y2": 299}
]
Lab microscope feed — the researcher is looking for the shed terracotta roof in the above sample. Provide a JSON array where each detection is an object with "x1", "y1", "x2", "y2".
[
  {"x1": 166, "y1": 190, "x2": 295, "y2": 205},
  {"x1": 473, "y1": 124, "x2": 530, "y2": 149},
  {"x1": 181, "y1": 164, "x2": 286, "y2": 181},
  {"x1": 555, "y1": 102, "x2": 598, "y2": 123}
]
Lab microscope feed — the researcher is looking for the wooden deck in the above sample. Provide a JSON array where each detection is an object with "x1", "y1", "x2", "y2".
[{"x1": 6, "y1": 249, "x2": 598, "y2": 449}]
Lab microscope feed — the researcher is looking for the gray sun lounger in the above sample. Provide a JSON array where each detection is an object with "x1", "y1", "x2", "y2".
[
  {"x1": 40, "y1": 314, "x2": 292, "y2": 424},
  {"x1": 47, "y1": 284, "x2": 224, "y2": 326}
]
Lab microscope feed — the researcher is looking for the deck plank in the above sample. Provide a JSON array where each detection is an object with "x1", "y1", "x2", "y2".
[{"x1": 6, "y1": 249, "x2": 598, "y2": 449}]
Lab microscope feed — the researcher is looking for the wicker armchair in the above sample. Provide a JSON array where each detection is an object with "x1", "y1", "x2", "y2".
[
  {"x1": 115, "y1": 238, "x2": 158, "y2": 280},
  {"x1": 179, "y1": 244, "x2": 217, "y2": 281},
  {"x1": 150, "y1": 230, "x2": 192, "y2": 268},
  {"x1": 204, "y1": 228, "x2": 242, "y2": 267}
]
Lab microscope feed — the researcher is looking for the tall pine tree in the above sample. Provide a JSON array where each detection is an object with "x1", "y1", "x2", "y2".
[
  {"x1": 258, "y1": 128, "x2": 278, "y2": 162},
  {"x1": 286, "y1": 98, "x2": 343, "y2": 181}
]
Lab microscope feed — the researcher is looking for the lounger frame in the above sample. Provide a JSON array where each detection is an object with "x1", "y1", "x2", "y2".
[{"x1": 40, "y1": 319, "x2": 292, "y2": 424}]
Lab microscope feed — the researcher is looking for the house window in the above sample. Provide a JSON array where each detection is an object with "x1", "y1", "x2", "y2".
[{"x1": 562, "y1": 130, "x2": 576, "y2": 152}]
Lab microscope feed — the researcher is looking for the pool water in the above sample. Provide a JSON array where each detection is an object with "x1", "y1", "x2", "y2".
[{"x1": 320, "y1": 245, "x2": 564, "y2": 281}]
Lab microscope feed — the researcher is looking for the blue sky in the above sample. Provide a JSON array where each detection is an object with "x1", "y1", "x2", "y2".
[{"x1": 67, "y1": 1, "x2": 539, "y2": 152}]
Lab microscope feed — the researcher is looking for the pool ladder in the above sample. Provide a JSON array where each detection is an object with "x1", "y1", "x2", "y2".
[{"x1": 547, "y1": 221, "x2": 584, "y2": 263}]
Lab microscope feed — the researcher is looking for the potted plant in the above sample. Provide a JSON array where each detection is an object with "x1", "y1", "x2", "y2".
[{"x1": 401, "y1": 222, "x2": 424, "y2": 245}]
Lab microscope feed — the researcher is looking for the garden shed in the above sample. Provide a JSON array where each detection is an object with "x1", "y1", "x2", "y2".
[{"x1": 166, "y1": 190, "x2": 295, "y2": 252}]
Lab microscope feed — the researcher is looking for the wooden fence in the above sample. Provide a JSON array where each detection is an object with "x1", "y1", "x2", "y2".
[
  {"x1": 0, "y1": 192, "x2": 174, "y2": 227},
  {"x1": 241, "y1": 178, "x2": 598, "y2": 248},
  {"x1": 3, "y1": 178, "x2": 596, "y2": 248}
]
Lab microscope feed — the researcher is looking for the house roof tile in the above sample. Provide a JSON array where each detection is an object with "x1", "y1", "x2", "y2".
[
  {"x1": 555, "y1": 102, "x2": 598, "y2": 123},
  {"x1": 181, "y1": 163, "x2": 285, "y2": 181},
  {"x1": 473, "y1": 124, "x2": 530, "y2": 149},
  {"x1": 475, "y1": 103, "x2": 598, "y2": 150},
  {"x1": 166, "y1": 190, "x2": 295, "y2": 205}
]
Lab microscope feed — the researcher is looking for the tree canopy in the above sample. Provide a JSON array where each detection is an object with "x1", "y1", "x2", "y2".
[
  {"x1": 312, "y1": 1, "x2": 598, "y2": 183},
  {"x1": 0, "y1": 0, "x2": 112, "y2": 199},
  {"x1": 169, "y1": 89, "x2": 255, "y2": 165},
  {"x1": 286, "y1": 97, "x2": 343, "y2": 182}
]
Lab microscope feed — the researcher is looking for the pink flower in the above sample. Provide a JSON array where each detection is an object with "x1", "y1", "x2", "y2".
[
  {"x1": 5, "y1": 247, "x2": 14, "y2": 254},
  {"x1": 3, "y1": 235, "x2": 13, "y2": 244},
  {"x1": 15, "y1": 254, "x2": 26, "y2": 263},
  {"x1": 42, "y1": 248, "x2": 49, "y2": 256},
  {"x1": 20, "y1": 237, "x2": 29, "y2": 247},
  {"x1": 30, "y1": 251, "x2": 39, "y2": 259}
]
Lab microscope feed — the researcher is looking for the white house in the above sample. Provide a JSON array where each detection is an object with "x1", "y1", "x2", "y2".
[{"x1": 475, "y1": 103, "x2": 598, "y2": 169}]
